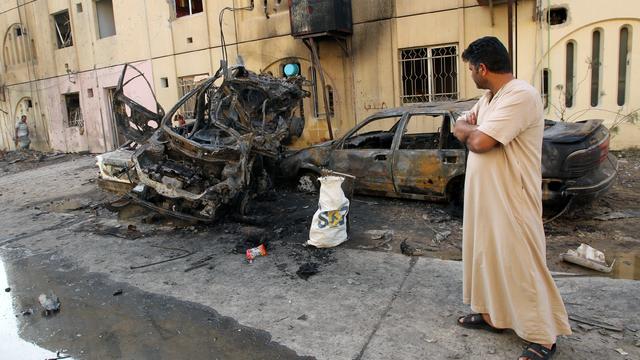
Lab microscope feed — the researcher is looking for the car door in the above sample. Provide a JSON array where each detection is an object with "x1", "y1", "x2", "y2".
[
  {"x1": 329, "y1": 115, "x2": 403, "y2": 195},
  {"x1": 113, "y1": 64, "x2": 165, "y2": 144},
  {"x1": 392, "y1": 112, "x2": 465, "y2": 198}
]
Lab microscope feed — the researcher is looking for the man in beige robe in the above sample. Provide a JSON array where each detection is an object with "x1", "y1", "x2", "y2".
[{"x1": 453, "y1": 37, "x2": 571, "y2": 360}]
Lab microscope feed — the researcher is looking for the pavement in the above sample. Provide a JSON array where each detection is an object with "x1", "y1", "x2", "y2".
[{"x1": 0, "y1": 156, "x2": 638, "y2": 360}]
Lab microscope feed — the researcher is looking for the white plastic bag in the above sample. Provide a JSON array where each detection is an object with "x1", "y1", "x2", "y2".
[{"x1": 307, "y1": 176, "x2": 350, "y2": 248}]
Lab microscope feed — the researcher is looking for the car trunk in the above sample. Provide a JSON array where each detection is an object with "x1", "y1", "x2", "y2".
[{"x1": 542, "y1": 119, "x2": 610, "y2": 179}]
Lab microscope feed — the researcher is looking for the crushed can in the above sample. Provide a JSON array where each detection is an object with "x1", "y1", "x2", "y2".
[{"x1": 246, "y1": 244, "x2": 267, "y2": 263}]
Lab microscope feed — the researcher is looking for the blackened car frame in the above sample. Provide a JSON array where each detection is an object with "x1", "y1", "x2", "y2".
[
  {"x1": 279, "y1": 99, "x2": 618, "y2": 209},
  {"x1": 104, "y1": 64, "x2": 308, "y2": 222}
]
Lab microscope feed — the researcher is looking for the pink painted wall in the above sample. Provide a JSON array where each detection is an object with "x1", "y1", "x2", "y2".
[{"x1": 41, "y1": 60, "x2": 156, "y2": 153}]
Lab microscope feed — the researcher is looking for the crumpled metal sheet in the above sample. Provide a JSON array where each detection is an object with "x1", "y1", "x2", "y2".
[{"x1": 114, "y1": 65, "x2": 309, "y2": 222}]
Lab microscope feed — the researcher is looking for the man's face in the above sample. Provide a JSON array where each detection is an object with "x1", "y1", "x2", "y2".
[
  {"x1": 21, "y1": 116, "x2": 27, "y2": 123},
  {"x1": 468, "y1": 63, "x2": 488, "y2": 90}
]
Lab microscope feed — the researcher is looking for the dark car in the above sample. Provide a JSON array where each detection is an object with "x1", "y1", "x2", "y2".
[{"x1": 279, "y1": 99, "x2": 618, "y2": 207}]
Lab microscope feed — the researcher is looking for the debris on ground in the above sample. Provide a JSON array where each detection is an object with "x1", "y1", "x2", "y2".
[
  {"x1": 614, "y1": 348, "x2": 628, "y2": 355},
  {"x1": 561, "y1": 244, "x2": 615, "y2": 272},
  {"x1": 4, "y1": 287, "x2": 10, "y2": 292},
  {"x1": 38, "y1": 292, "x2": 61, "y2": 316},
  {"x1": 358, "y1": 230, "x2": 393, "y2": 250},
  {"x1": 246, "y1": 244, "x2": 267, "y2": 263},
  {"x1": 569, "y1": 314, "x2": 624, "y2": 332},
  {"x1": 113, "y1": 289, "x2": 123, "y2": 296},
  {"x1": 45, "y1": 350, "x2": 71, "y2": 360},
  {"x1": 400, "y1": 238, "x2": 439, "y2": 256},
  {"x1": 130, "y1": 245, "x2": 195, "y2": 269},
  {"x1": 296, "y1": 262, "x2": 319, "y2": 280},
  {"x1": 184, "y1": 255, "x2": 214, "y2": 272},
  {"x1": 21, "y1": 308, "x2": 33, "y2": 316},
  {"x1": 297, "y1": 314, "x2": 308, "y2": 321},
  {"x1": 593, "y1": 210, "x2": 640, "y2": 221},
  {"x1": 0, "y1": 150, "x2": 78, "y2": 174}
]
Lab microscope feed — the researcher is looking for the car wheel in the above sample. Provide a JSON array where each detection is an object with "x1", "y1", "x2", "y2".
[{"x1": 297, "y1": 172, "x2": 319, "y2": 193}]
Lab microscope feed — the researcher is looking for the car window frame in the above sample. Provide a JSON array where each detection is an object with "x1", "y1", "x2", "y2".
[{"x1": 336, "y1": 113, "x2": 406, "y2": 151}]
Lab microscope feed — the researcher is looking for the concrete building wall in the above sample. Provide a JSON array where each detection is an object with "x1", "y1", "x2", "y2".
[{"x1": 0, "y1": 0, "x2": 638, "y2": 152}]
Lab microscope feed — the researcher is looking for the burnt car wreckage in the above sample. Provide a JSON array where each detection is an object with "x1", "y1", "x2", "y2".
[
  {"x1": 97, "y1": 64, "x2": 308, "y2": 222},
  {"x1": 98, "y1": 66, "x2": 616, "y2": 222},
  {"x1": 279, "y1": 100, "x2": 618, "y2": 209}
]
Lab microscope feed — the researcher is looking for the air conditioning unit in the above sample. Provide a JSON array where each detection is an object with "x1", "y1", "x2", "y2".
[{"x1": 289, "y1": 0, "x2": 352, "y2": 39}]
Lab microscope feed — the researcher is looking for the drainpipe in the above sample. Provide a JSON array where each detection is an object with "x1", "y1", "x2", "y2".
[{"x1": 508, "y1": 0, "x2": 514, "y2": 67}]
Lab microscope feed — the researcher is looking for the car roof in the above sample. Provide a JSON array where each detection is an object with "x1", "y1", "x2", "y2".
[{"x1": 367, "y1": 99, "x2": 478, "y2": 118}]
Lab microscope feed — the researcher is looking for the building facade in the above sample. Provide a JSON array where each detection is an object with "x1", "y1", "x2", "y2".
[{"x1": 0, "y1": 0, "x2": 638, "y2": 152}]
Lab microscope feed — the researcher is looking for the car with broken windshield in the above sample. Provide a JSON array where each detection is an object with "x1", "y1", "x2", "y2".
[{"x1": 279, "y1": 100, "x2": 618, "y2": 209}]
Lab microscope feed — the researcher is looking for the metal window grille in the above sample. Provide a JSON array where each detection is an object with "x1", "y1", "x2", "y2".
[
  {"x1": 64, "y1": 93, "x2": 83, "y2": 128},
  {"x1": 178, "y1": 74, "x2": 207, "y2": 118},
  {"x1": 400, "y1": 45, "x2": 458, "y2": 103}
]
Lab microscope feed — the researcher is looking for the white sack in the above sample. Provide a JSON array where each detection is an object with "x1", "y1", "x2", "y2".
[{"x1": 307, "y1": 176, "x2": 350, "y2": 248}]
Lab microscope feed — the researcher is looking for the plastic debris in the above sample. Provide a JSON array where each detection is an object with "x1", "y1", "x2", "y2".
[
  {"x1": 38, "y1": 292, "x2": 61, "y2": 316},
  {"x1": 246, "y1": 244, "x2": 267, "y2": 263},
  {"x1": 560, "y1": 244, "x2": 615, "y2": 273},
  {"x1": 614, "y1": 348, "x2": 628, "y2": 355}
]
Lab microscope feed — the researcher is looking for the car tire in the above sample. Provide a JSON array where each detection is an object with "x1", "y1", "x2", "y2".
[{"x1": 296, "y1": 172, "x2": 320, "y2": 193}]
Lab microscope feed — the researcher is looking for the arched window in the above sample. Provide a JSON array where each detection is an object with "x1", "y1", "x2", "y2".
[
  {"x1": 617, "y1": 26, "x2": 632, "y2": 106},
  {"x1": 590, "y1": 29, "x2": 603, "y2": 107},
  {"x1": 326, "y1": 85, "x2": 335, "y2": 116},
  {"x1": 3, "y1": 24, "x2": 35, "y2": 69},
  {"x1": 565, "y1": 41, "x2": 576, "y2": 108}
]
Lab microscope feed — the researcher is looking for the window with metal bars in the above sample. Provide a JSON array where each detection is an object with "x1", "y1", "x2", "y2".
[
  {"x1": 64, "y1": 93, "x2": 83, "y2": 128},
  {"x1": 177, "y1": 74, "x2": 208, "y2": 118},
  {"x1": 400, "y1": 45, "x2": 458, "y2": 104}
]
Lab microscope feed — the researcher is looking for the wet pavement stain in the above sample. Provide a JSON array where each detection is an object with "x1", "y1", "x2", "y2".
[
  {"x1": 0, "y1": 253, "x2": 314, "y2": 360},
  {"x1": 608, "y1": 250, "x2": 640, "y2": 280}
]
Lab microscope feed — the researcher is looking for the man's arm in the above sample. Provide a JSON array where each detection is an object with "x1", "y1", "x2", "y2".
[
  {"x1": 14, "y1": 126, "x2": 18, "y2": 146},
  {"x1": 453, "y1": 119, "x2": 499, "y2": 153}
]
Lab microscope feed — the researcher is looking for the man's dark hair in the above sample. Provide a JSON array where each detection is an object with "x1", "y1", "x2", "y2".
[{"x1": 461, "y1": 36, "x2": 512, "y2": 73}]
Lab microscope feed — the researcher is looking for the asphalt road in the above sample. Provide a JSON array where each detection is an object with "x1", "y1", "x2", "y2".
[{"x1": 0, "y1": 157, "x2": 638, "y2": 359}]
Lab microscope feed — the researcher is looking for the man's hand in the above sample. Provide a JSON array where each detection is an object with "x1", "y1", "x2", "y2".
[
  {"x1": 466, "y1": 111, "x2": 477, "y2": 125},
  {"x1": 454, "y1": 115, "x2": 499, "y2": 154}
]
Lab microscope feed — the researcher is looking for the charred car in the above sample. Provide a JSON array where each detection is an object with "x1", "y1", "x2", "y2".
[
  {"x1": 98, "y1": 64, "x2": 308, "y2": 222},
  {"x1": 279, "y1": 100, "x2": 618, "y2": 207}
]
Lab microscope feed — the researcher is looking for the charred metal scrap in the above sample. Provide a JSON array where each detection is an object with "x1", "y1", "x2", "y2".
[{"x1": 112, "y1": 64, "x2": 309, "y2": 222}]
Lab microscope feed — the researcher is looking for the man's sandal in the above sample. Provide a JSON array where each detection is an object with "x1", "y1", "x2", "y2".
[
  {"x1": 520, "y1": 343, "x2": 556, "y2": 360},
  {"x1": 456, "y1": 313, "x2": 504, "y2": 333}
]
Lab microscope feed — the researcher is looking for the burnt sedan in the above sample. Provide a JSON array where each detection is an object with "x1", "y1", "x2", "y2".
[{"x1": 280, "y1": 100, "x2": 618, "y2": 207}]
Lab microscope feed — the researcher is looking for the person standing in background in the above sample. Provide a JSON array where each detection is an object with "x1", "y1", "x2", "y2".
[{"x1": 15, "y1": 115, "x2": 30, "y2": 150}]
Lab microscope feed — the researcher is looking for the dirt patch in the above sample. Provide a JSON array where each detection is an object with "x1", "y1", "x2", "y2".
[{"x1": 0, "y1": 150, "x2": 86, "y2": 175}]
